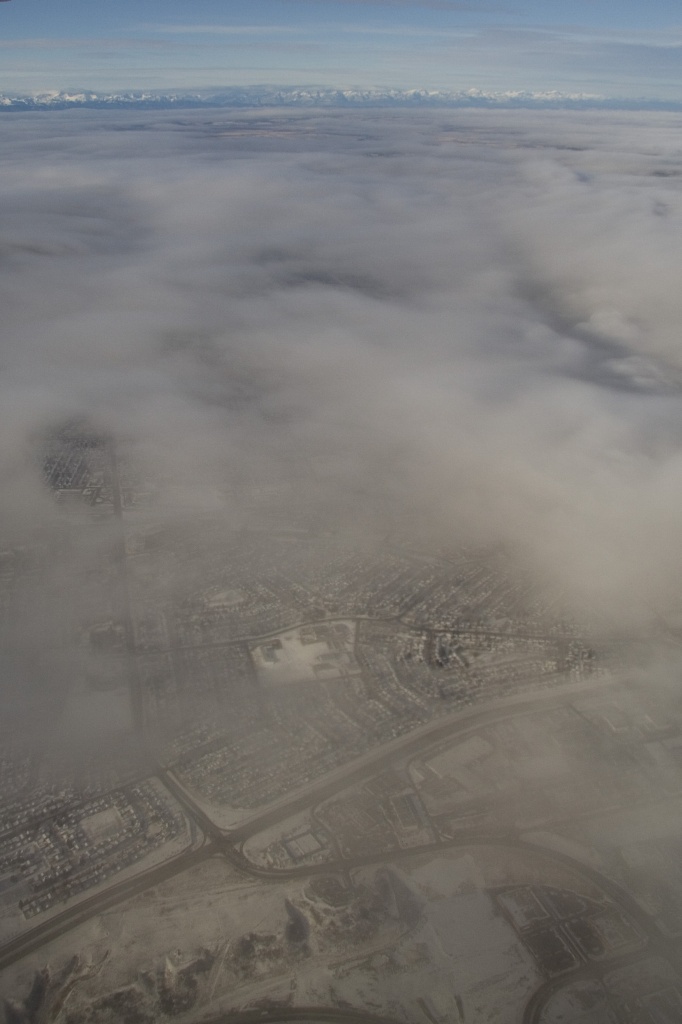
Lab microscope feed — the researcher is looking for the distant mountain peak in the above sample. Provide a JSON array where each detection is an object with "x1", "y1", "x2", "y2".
[{"x1": 1, "y1": 85, "x2": 676, "y2": 112}]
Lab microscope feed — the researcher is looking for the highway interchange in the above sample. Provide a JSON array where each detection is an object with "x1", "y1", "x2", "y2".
[
  {"x1": 4, "y1": 672, "x2": 681, "y2": 1024},
  {"x1": 2, "y1": 444, "x2": 679, "y2": 1023}
]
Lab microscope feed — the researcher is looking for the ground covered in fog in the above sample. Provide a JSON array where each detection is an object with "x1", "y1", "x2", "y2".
[
  {"x1": 2, "y1": 107, "x2": 682, "y2": 1024},
  {"x1": 3, "y1": 107, "x2": 682, "y2": 641}
]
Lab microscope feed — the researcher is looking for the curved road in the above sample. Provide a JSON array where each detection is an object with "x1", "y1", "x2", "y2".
[
  {"x1": 4, "y1": 672, "x2": 676, "y2": 1024},
  {"x1": 200, "y1": 1009, "x2": 405, "y2": 1024}
]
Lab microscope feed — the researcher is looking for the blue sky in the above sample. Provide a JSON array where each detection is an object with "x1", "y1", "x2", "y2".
[{"x1": 1, "y1": 0, "x2": 681, "y2": 98}]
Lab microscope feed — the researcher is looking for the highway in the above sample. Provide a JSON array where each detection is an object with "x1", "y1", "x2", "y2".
[
  {"x1": 0, "y1": 676, "x2": 623, "y2": 970},
  {"x1": 198, "y1": 1008, "x2": 406, "y2": 1024},
  {"x1": 0, "y1": 458, "x2": 668, "y2": 1019},
  {"x1": 5, "y1": 679, "x2": 682, "y2": 1024},
  {"x1": 108, "y1": 438, "x2": 144, "y2": 732},
  {"x1": 0, "y1": 845, "x2": 213, "y2": 973},
  {"x1": 213, "y1": 675, "x2": 619, "y2": 843}
]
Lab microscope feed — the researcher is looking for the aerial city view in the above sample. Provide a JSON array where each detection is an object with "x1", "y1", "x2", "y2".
[{"x1": 2, "y1": 2, "x2": 682, "y2": 1024}]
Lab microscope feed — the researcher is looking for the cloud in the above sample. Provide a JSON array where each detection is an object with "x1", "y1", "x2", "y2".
[{"x1": 2, "y1": 106, "x2": 682, "y2": 749}]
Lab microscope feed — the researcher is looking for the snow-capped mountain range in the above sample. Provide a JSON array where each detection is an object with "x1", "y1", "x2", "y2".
[{"x1": 1, "y1": 86, "x2": 678, "y2": 112}]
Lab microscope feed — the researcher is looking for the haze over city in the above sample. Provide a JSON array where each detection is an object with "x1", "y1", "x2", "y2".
[{"x1": 2, "y1": 2, "x2": 682, "y2": 1023}]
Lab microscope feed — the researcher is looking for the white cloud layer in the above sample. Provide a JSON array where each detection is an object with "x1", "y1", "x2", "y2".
[{"x1": 2, "y1": 107, "x2": 682, "y2": 731}]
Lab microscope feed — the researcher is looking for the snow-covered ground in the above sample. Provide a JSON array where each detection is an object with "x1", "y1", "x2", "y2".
[{"x1": 1, "y1": 844, "x2": 601, "y2": 1023}]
